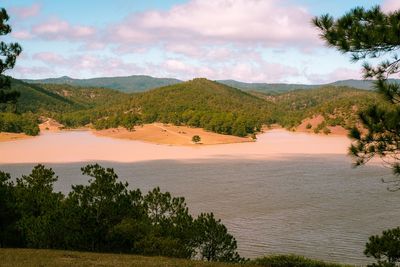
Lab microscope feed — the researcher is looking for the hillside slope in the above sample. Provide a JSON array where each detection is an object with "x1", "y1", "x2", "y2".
[
  {"x1": 261, "y1": 86, "x2": 384, "y2": 131},
  {"x1": 10, "y1": 80, "x2": 126, "y2": 114},
  {"x1": 123, "y1": 78, "x2": 274, "y2": 136}
]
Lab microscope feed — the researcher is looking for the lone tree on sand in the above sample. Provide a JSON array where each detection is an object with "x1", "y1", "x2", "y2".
[
  {"x1": 0, "y1": 8, "x2": 22, "y2": 105},
  {"x1": 314, "y1": 6, "x2": 400, "y2": 186},
  {"x1": 192, "y1": 135, "x2": 201, "y2": 144}
]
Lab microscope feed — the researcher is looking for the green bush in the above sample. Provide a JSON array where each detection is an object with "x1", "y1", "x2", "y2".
[
  {"x1": 251, "y1": 255, "x2": 346, "y2": 267},
  {"x1": 0, "y1": 112, "x2": 39, "y2": 136},
  {"x1": 365, "y1": 227, "x2": 400, "y2": 266},
  {"x1": 323, "y1": 127, "x2": 331, "y2": 135}
]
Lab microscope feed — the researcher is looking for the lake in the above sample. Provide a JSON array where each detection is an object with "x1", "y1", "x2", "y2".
[{"x1": 0, "y1": 130, "x2": 397, "y2": 265}]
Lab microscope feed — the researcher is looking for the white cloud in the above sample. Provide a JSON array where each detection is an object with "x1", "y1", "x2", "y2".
[{"x1": 108, "y1": 0, "x2": 319, "y2": 48}]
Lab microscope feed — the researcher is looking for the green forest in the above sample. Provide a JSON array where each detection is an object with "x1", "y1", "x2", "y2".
[{"x1": 0, "y1": 77, "x2": 386, "y2": 138}]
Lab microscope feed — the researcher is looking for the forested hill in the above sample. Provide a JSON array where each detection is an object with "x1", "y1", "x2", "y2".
[
  {"x1": 2, "y1": 77, "x2": 387, "y2": 137},
  {"x1": 0, "y1": 79, "x2": 128, "y2": 135},
  {"x1": 23, "y1": 75, "x2": 182, "y2": 93},
  {"x1": 66, "y1": 78, "x2": 275, "y2": 137},
  {"x1": 263, "y1": 86, "x2": 384, "y2": 130},
  {"x1": 23, "y1": 74, "x2": 400, "y2": 93}
]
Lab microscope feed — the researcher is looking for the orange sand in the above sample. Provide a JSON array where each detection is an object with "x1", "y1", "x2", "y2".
[
  {"x1": 94, "y1": 123, "x2": 253, "y2": 146},
  {"x1": 39, "y1": 118, "x2": 64, "y2": 132},
  {"x1": 0, "y1": 132, "x2": 32, "y2": 142},
  {"x1": 295, "y1": 115, "x2": 348, "y2": 136}
]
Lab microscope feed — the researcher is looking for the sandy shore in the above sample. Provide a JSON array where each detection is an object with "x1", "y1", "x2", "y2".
[
  {"x1": 295, "y1": 115, "x2": 349, "y2": 136},
  {"x1": 39, "y1": 118, "x2": 64, "y2": 132},
  {"x1": 0, "y1": 129, "x2": 352, "y2": 164},
  {"x1": 94, "y1": 123, "x2": 254, "y2": 146},
  {"x1": 0, "y1": 119, "x2": 350, "y2": 145},
  {"x1": 0, "y1": 132, "x2": 33, "y2": 142}
]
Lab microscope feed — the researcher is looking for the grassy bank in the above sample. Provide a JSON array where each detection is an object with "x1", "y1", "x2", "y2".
[
  {"x1": 0, "y1": 249, "x2": 353, "y2": 267},
  {"x1": 0, "y1": 249, "x2": 246, "y2": 267}
]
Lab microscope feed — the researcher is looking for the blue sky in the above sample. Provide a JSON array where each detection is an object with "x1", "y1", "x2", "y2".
[{"x1": 2, "y1": 0, "x2": 398, "y2": 83}]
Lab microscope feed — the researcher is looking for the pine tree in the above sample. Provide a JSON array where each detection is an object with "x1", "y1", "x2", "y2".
[
  {"x1": 0, "y1": 8, "x2": 22, "y2": 105},
  {"x1": 314, "y1": 6, "x2": 400, "y2": 183}
]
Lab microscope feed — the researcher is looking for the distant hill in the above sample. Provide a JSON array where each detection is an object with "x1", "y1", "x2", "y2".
[
  {"x1": 217, "y1": 80, "x2": 316, "y2": 93},
  {"x1": 218, "y1": 79, "x2": 400, "y2": 93},
  {"x1": 24, "y1": 75, "x2": 400, "y2": 93},
  {"x1": 23, "y1": 75, "x2": 182, "y2": 93}
]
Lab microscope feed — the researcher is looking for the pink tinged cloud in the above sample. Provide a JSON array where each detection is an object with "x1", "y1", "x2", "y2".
[
  {"x1": 11, "y1": 3, "x2": 41, "y2": 19},
  {"x1": 32, "y1": 18, "x2": 96, "y2": 40},
  {"x1": 109, "y1": 0, "x2": 319, "y2": 48},
  {"x1": 33, "y1": 52, "x2": 65, "y2": 64},
  {"x1": 382, "y1": 0, "x2": 400, "y2": 12},
  {"x1": 11, "y1": 30, "x2": 33, "y2": 40}
]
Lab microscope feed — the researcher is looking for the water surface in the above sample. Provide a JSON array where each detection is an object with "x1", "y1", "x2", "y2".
[
  {"x1": 1, "y1": 130, "x2": 396, "y2": 264},
  {"x1": 1, "y1": 156, "x2": 395, "y2": 265}
]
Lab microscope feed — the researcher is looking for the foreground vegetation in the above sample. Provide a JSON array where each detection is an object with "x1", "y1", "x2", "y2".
[
  {"x1": 0, "y1": 249, "x2": 353, "y2": 267},
  {"x1": 0, "y1": 164, "x2": 243, "y2": 263},
  {"x1": 0, "y1": 249, "x2": 242, "y2": 267}
]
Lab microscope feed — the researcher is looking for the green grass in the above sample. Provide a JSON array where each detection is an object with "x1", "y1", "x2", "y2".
[
  {"x1": 250, "y1": 255, "x2": 352, "y2": 267},
  {"x1": 0, "y1": 249, "x2": 354, "y2": 267},
  {"x1": 0, "y1": 249, "x2": 248, "y2": 267}
]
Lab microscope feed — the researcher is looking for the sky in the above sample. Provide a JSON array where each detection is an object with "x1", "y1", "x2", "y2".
[{"x1": 2, "y1": 0, "x2": 400, "y2": 84}]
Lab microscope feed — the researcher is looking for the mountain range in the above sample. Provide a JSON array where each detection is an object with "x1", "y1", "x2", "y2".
[{"x1": 23, "y1": 75, "x2": 400, "y2": 93}]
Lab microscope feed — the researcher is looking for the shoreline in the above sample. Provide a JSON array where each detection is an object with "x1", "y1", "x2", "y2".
[
  {"x1": 0, "y1": 132, "x2": 33, "y2": 142},
  {"x1": 93, "y1": 123, "x2": 254, "y2": 146},
  {"x1": 0, "y1": 128, "x2": 352, "y2": 164},
  {"x1": 1, "y1": 119, "x2": 351, "y2": 145}
]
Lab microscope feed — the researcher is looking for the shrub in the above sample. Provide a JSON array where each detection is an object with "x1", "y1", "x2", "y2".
[
  {"x1": 323, "y1": 127, "x2": 331, "y2": 135},
  {"x1": 365, "y1": 227, "x2": 400, "y2": 266},
  {"x1": 251, "y1": 255, "x2": 346, "y2": 267},
  {"x1": 192, "y1": 135, "x2": 201, "y2": 143}
]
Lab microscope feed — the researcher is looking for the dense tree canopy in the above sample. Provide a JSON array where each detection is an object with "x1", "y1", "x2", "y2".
[{"x1": 314, "y1": 6, "x2": 400, "y2": 180}]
